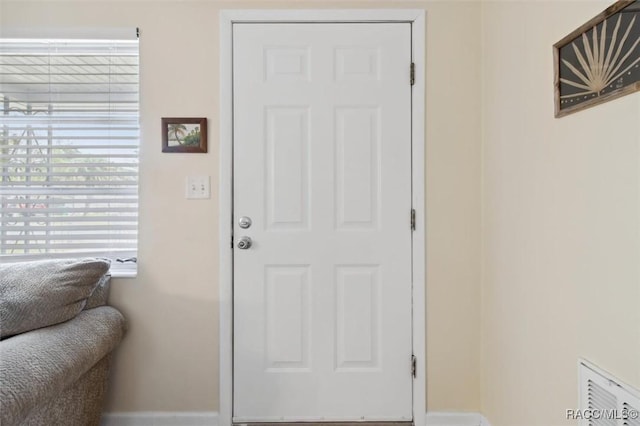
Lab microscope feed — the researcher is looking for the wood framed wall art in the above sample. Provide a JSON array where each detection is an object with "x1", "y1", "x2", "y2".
[
  {"x1": 162, "y1": 117, "x2": 208, "y2": 153},
  {"x1": 554, "y1": 0, "x2": 640, "y2": 117}
]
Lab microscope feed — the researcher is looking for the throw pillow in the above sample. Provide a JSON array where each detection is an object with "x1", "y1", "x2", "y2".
[{"x1": 0, "y1": 258, "x2": 110, "y2": 339}]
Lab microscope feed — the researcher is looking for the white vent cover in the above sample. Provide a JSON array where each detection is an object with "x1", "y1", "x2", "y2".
[
  {"x1": 624, "y1": 402, "x2": 640, "y2": 426},
  {"x1": 579, "y1": 360, "x2": 640, "y2": 426}
]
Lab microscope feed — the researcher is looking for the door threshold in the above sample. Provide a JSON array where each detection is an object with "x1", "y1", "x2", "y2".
[{"x1": 233, "y1": 422, "x2": 413, "y2": 426}]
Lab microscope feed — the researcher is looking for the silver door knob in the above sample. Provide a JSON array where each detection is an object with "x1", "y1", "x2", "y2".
[
  {"x1": 238, "y1": 216, "x2": 252, "y2": 229},
  {"x1": 237, "y1": 236, "x2": 252, "y2": 250}
]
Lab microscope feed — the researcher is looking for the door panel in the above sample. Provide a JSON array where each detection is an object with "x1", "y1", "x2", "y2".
[
  {"x1": 233, "y1": 23, "x2": 412, "y2": 422},
  {"x1": 264, "y1": 106, "x2": 310, "y2": 229},
  {"x1": 335, "y1": 265, "x2": 380, "y2": 369}
]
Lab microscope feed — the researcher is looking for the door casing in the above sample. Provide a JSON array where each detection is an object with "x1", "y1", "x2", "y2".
[{"x1": 218, "y1": 9, "x2": 426, "y2": 426}]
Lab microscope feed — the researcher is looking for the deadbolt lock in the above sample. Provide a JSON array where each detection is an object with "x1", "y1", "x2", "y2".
[{"x1": 238, "y1": 216, "x2": 252, "y2": 229}]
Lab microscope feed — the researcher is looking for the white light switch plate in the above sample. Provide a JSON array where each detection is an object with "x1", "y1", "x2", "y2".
[{"x1": 186, "y1": 176, "x2": 211, "y2": 199}]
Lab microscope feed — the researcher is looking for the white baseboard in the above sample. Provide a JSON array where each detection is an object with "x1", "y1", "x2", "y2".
[
  {"x1": 426, "y1": 412, "x2": 491, "y2": 426},
  {"x1": 102, "y1": 411, "x2": 488, "y2": 426},
  {"x1": 101, "y1": 412, "x2": 218, "y2": 426}
]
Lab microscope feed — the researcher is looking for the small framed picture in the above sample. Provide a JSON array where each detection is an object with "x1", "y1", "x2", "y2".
[{"x1": 162, "y1": 117, "x2": 207, "y2": 153}]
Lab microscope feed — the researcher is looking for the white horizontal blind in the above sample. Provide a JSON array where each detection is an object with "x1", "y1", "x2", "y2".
[{"x1": 0, "y1": 38, "x2": 139, "y2": 272}]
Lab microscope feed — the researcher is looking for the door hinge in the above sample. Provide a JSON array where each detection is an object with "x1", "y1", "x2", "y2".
[
  {"x1": 411, "y1": 355, "x2": 417, "y2": 378},
  {"x1": 230, "y1": 235, "x2": 234, "y2": 249},
  {"x1": 411, "y1": 208, "x2": 416, "y2": 231},
  {"x1": 410, "y1": 62, "x2": 415, "y2": 86}
]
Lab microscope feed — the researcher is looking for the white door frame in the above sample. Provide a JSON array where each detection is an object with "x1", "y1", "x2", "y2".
[{"x1": 219, "y1": 10, "x2": 426, "y2": 426}]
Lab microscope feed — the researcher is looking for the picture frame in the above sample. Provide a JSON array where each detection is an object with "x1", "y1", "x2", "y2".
[
  {"x1": 554, "y1": 0, "x2": 640, "y2": 118},
  {"x1": 162, "y1": 117, "x2": 208, "y2": 153}
]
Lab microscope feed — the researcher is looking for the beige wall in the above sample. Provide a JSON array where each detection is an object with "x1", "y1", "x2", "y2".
[
  {"x1": 423, "y1": 0, "x2": 482, "y2": 411},
  {"x1": 1, "y1": 0, "x2": 483, "y2": 413},
  {"x1": 481, "y1": 1, "x2": 640, "y2": 425}
]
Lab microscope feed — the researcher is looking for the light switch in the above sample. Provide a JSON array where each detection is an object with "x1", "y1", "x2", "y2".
[{"x1": 186, "y1": 176, "x2": 211, "y2": 199}]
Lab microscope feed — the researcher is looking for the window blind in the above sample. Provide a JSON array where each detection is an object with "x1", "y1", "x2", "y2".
[{"x1": 0, "y1": 38, "x2": 139, "y2": 273}]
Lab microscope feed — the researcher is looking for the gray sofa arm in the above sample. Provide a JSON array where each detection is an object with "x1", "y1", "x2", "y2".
[{"x1": 0, "y1": 306, "x2": 126, "y2": 426}]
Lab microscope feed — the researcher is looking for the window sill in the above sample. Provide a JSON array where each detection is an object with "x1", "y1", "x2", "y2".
[{"x1": 109, "y1": 269, "x2": 137, "y2": 279}]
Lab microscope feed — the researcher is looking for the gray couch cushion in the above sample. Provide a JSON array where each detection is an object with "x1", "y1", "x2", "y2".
[
  {"x1": 0, "y1": 258, "x2": 110, "y2": 338},
  {"x1": 0, "y1": 306, "x2": 126, "y2": 426},
  {"x1": 84, "y1": 275, "x2": 112, "y2": 310}
]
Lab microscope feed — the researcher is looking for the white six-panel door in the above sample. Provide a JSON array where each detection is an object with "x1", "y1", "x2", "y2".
[{"x1": 232, "y1": 23, "x2": 413, "y2": 422}]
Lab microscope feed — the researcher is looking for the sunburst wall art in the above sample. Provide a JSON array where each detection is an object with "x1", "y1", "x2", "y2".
[{"x1": 554, "y1": 0, "x2": 640, "y2": 117}]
